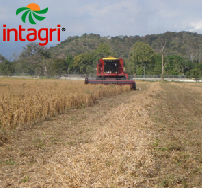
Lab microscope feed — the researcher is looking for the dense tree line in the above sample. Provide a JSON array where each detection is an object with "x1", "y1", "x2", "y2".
[{"x1": 1, "y1": 31, "x2": 202, "y2": 78}]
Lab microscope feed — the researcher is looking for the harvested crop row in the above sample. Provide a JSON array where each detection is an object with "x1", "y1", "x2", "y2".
[{"x1": 0, "y1": 79, "x2": 130, "y2": 129}]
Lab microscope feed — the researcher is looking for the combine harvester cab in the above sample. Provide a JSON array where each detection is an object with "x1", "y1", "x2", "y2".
[{"x1": 85, "y1": 57, "x2": 136, "y2": 90}]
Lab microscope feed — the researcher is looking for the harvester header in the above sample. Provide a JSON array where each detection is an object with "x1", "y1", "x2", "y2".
[{"x1": 85, "y1": 57, "x2": 136, "y2": 90}]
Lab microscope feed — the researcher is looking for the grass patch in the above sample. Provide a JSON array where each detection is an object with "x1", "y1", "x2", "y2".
[
  {"x1": 5, "y1": 159, "x2": 15, "y2": 165},
  {"x1": 21, "y1": 176, "x2": 29, "y2": 183},
  {"x1": 150, "y1": 83, "x2": 202, "y2": 187}
]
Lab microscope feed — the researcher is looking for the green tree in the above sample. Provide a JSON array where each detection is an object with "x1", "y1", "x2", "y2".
[
  {"x1": 95, "y1": 43, "x2": 113, "y2": 58},
  {"x1": 20, "y1": 43, "x2": 50, "y2": 58},
  {"x1": 0, "y1": 54, "x2": 6, "y2": 63},
  {"x1": 0, "y1": 60, "x2": 15, "y2": 76},
  {"x1": 16, "y1": 42, "x2": 50, "y2": 75},
  {"x1": 66, "y1": 55, "x2": 73, "y2": 74},
  {"x1": 0, "y1": 54, "x2": 15, "y2": 75},
  {"x1": 50, "y1": 58, "x2": 66, "y2": 76},
  {"x1": 165, "y1": 55, "x2": 185, "y2": 75},
  {"x1": 125, "y1": 59, "x2": 135, "y2": 75},
  {"x1": 70, "y1": 43, "x2": 114, "y2": 74},
  {"x1": 153, "y1": 54, "x2": 162, "y2": 75},
  {"x1": 129, "y1": 42, "x2": 155, "y2": 75},
  {"x1": 189, "y1": 68, "x2": 201, "y2": 79},
  {"x1": 71, "y1": 54, "x2": 83, "y2": 73}
]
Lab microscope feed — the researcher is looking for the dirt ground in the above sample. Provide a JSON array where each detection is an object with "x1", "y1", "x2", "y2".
[{"x1": 0, "y1": 81, "x2": 202, "y2": 187}]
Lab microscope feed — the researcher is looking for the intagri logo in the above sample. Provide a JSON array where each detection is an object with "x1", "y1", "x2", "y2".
[{"x1": 3, "y1": 3, "x2": 65, "y2": 46}]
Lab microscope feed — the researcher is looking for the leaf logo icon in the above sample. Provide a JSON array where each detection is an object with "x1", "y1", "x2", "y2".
[{"x1": 16, "y1": 3, "x2": 48, "y2": 24}]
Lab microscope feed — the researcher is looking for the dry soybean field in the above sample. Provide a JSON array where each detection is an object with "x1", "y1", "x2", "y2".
[
  {"x1": 0, "y1": 79, "x2": 129, "y2": 129},
  {"x1": 0, "y1": 78, "x2": 202, "y2": 187}
]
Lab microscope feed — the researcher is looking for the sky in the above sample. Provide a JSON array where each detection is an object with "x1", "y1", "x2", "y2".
[{"x1": 1, "y1": 0, "x2": 202, "y2": 59}]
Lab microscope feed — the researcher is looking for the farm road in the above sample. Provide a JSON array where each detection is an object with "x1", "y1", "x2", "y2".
[{"x1": 0, "y1": 82, "x2": 165, "y2": 187}]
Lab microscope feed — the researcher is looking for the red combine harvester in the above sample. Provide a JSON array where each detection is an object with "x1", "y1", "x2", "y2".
[{"x1": 84, "y1": 57, "x2": 136, "y2": 90}]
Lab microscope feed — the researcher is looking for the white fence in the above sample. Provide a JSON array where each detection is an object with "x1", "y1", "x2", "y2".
[
  {"x1": 134, "y1": 75, "x2": 186, "y2": 78},
  {"x1": 1, "y1": 74, "x2": 202, "y2": 82}
]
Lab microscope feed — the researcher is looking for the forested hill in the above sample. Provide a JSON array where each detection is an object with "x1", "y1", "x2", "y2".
[
  {"x1": 50, "y1": 31, "x2": 202, "y2": 59},
  {"x1": 1, "y1": 31, "x2": 202, "y2": 78}
]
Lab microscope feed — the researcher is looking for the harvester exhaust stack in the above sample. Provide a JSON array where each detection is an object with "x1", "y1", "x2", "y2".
[{"x1": 85, "y1": 57, "x2": 136, "y2": 90}]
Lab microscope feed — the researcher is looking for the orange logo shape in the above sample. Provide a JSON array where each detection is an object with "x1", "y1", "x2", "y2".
[{"x1": 26, "y1": 3, "x2": 40, "y2": 11}]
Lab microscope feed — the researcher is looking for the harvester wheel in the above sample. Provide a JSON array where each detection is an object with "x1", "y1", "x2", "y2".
[
  {"x1": 130, "y1": 83, "x2": 136, "y2": 90},
  {"x1": 84, "y1": 78, "x2": 89, "y2": 84}
]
